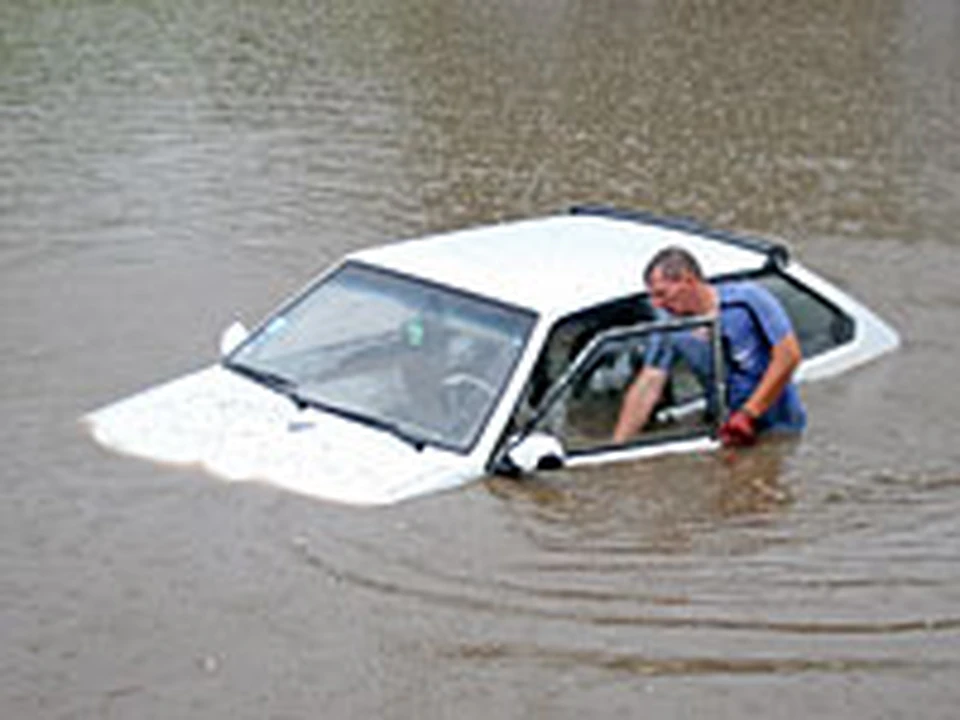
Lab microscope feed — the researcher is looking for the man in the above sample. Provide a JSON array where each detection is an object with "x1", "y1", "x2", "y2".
[{"x1": 613, "y1": 246, "x2": 806, "y2": 446}]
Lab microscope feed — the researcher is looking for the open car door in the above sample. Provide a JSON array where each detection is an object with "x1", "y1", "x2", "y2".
[{"x1": 495, "y1": 315, "x2": 726, "y2": 474}]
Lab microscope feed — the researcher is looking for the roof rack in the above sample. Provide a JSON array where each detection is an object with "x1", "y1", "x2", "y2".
[{"x1": 568, "y1": 204, "x2": 790, "y2": 268}]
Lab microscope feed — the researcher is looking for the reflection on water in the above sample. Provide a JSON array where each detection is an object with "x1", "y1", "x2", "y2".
[
  {"x1": 3, "y1": 0, "x2": 960, "y2": 717},
  {"x1": 486, "y1": 446, "x2": 793, "y2": 559}
]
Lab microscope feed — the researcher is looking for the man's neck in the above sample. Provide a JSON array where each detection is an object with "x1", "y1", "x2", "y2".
[{"x1": 696, "y1": 283, "x2": 718, "y2": 316}]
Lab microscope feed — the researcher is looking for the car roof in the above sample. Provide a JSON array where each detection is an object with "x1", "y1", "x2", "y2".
[{"x1": 348, "y1": 212, "x2": 774, "y2": 318}]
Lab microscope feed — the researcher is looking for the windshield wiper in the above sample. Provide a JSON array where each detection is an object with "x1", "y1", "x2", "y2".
[
  {"x1": 224, "y1": 362, "x2": 430, "y2": 451},
  {"x1": 297, "y1": 396, "x2": 430, "y2": 452},
  {"x1": 224, "y1": 362, "x2": 309, "y2": 409}
]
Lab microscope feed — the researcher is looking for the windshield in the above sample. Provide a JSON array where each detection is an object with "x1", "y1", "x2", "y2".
[{"x1": 225, "y1": 262, "x2": 537, "y2": 453}]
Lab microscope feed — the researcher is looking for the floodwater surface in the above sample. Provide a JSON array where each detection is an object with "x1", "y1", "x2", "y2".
[{"x1": 3, "y1": 1, "x2": 960, "y2": 718}]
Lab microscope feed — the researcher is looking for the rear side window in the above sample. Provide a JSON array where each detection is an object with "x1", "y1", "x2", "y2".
[{"x1": 753, "y1": 273, "x2": 854, "y2": 358}]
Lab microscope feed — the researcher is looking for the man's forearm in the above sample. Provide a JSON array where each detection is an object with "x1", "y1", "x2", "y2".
[
  {"x1": 741, "y1": 333, "x2": 802, "y2": 418},
  {"x1": 613, "y1": 367, "x2": 667, "y2": 442}
]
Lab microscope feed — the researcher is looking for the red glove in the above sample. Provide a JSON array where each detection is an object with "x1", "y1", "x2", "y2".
[{"x1": 719, "y1": 410, "x2": 757, "y2": 447}]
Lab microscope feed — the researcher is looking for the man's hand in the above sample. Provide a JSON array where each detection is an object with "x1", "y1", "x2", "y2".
[{"x1": 719, "y1": 410, "x2": 757, "y2": 447}]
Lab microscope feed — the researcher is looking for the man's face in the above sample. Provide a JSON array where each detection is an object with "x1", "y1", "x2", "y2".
[{"x1": 647, "y1": 267, "x2": 699, "y2": 315}]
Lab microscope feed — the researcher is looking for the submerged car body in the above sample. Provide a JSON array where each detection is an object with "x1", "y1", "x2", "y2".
[{"x1": 86, "y1": 207, "x2": 900, "y2": 505}]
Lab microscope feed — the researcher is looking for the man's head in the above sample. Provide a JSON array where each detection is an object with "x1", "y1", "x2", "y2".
[{"x1": 643, "y1": 246, "x2": 709, "y2": 316}]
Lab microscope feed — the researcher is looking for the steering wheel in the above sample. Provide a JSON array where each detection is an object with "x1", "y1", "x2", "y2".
[
  {"x1": 440, "y1": 371, "x2": 498, "y2": 433},
  {"x1": 441, "y1": 371, "x2": 497, "y2": 398}
]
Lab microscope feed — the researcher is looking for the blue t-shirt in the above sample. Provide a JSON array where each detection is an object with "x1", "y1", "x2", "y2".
[{"x1": 646, "y1": 282, "x2": 806, "y2": 433}]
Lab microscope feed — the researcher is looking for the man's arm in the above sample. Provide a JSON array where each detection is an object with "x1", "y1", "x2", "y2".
[
  {"x1": 740, "y1": 331, "x2": 802, "y2": 419},
  {"x1": 613, "y1": 365, "x2": 668, "y2": 443}
]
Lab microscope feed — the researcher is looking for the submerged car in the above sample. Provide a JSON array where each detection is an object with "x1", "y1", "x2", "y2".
[{"x1": 86, "y1": 207, "x2": 900, "y2": 505}]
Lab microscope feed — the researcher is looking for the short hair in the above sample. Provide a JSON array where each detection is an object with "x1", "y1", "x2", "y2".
[{"x1": 643, "y1": 246, "x2": 704, "y2": 285}]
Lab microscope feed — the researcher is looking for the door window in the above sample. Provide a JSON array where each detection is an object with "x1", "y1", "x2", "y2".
[{"x1": 518, "y1": 316, "x2": 722, "y2": 457}]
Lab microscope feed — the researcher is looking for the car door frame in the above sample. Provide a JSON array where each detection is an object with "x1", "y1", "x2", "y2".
[{"x1": 493, "y1": 313, "x2": 727, "y2": 472}]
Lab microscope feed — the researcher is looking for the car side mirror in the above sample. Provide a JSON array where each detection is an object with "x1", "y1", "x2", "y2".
[
  {"x1": 494, "y1": 432, "x2": 565, "y2": 477},
  {"x1": 219, "y1": 320, "x2": 249, "y2": 358}
]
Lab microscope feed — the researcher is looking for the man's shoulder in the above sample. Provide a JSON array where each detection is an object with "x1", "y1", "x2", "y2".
[
  {"x1": 718, "y1": 279, "x2": 793, "y2": 338},
  {"x1": 718, "y1": 280, "x2": 772, "y2": 305}
]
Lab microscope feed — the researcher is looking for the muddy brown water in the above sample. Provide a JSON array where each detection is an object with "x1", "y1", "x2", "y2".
[{"x1": 3, "y1": 1, "x2": 960, "y2": 717}]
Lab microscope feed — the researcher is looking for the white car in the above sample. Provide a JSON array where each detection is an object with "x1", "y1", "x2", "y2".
[{"x1": 86, "y1": 207, "x2": 900, "y2": 506}]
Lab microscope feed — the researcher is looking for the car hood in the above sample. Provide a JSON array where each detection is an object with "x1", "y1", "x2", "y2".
[{"x1": 84, "y1": 366, "x2": 480, "y2": 506}]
